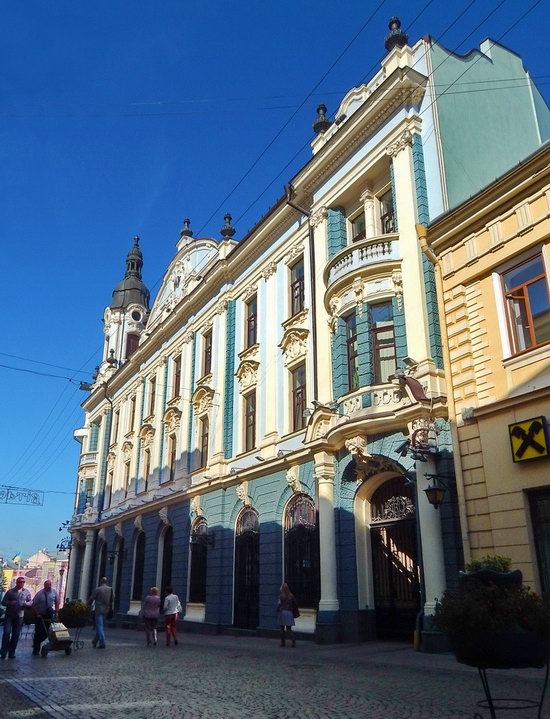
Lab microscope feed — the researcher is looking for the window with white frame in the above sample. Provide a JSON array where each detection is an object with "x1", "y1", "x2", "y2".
[
  {"x1": 502, "y1": 254, "x2": 550, "y2": 355},
  {"x1": 290, "y1": 258, "x2": 305, "y2": 317},
  {"x1": 244, "y1": 391, "x2": 256, "y2": 452}
]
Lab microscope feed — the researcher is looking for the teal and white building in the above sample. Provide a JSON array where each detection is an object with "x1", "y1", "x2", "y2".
[{"x1": 67, "y1": 19, "x2": 549, "y2": 646}]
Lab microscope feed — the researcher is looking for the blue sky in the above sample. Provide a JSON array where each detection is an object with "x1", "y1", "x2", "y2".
[{"x1": 1, "y1": 0, "x2": 548, "y2": 559}]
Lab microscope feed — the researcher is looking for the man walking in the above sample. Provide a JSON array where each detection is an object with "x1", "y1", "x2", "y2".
[
  {"x1": 88, "y1": 577, "x2": 113, "y2": 649},
  {"x1": 32, "y1": 579, "x2": 60, "y2": 656},
  {"x1": 1, "y1": 577, "x2": 33, "y2": 659}
]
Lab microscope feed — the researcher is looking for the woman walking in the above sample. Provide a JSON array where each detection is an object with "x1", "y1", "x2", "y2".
[
  {"x1": 142, "y1": 587, "x2": 161, "y2": 646},
  {"x1": 163, "y1": 586, "x2": 182, "y2": 646},
  {"x1": 277, "y1": 583, "x2": 298, "y2": 648}
]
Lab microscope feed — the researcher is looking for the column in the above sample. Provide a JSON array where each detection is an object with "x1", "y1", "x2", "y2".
[
  {"x1": 315, "y1": 451, "x2": 339, "y2": 642},
  {"x1": 361, "y1": 187, "x2": 376, "y2": 239},
  {"x1": 64, "y1": 536, "x2": 79, "y2": 601},
  {"x1": 416, "y1": 455, "x2": 446, "y2": 615},
  {"x1": 78, "y1": 529, "x2": 96, "y2": 600}
]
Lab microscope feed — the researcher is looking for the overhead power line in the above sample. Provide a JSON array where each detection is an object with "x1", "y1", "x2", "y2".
[{"x1": 0, "y1": 352, "x2": 92, "y2": 375}]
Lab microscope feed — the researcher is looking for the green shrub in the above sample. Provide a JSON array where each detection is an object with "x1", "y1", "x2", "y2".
[{"x1": 465, "y1": 554, "x2": 512, "y2": 573}]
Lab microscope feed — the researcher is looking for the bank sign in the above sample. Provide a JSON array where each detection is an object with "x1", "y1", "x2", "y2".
[{"x1": 509, "y1": 416, "x2": 549, "y2": 463}]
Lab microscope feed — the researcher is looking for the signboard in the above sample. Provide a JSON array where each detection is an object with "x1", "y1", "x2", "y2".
[
  {"x1": 0, "y1": 486, "x2": 44, "y2": 506},
  {"x1": 509, "y1": 417, "x2": 549, "y2": 463}
]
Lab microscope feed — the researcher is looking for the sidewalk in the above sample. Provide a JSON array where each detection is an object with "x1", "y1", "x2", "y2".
[{"x1": 1, "y1": 627, "x2": 548, "y2": 718}]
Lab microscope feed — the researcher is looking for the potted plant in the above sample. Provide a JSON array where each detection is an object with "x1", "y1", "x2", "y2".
[
  {"x1": 434, "y1": 555, "x2": 550, "y2": 669},
  {"x1": 58, "y1": 599, "x2": 90, "y2": 628}
]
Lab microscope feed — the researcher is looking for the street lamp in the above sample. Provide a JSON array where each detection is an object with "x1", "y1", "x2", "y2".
[{"x1": 424, "y1": 474, "x2": 452, "y2": 509}]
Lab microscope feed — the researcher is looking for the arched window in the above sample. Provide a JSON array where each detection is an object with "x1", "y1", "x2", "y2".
[
  {"x1": 234, "y1": 508, "x2": 260, "y2": 629},
  {"x1": 189, "y1": 518, "x2": 208, "y2": 603},
  {"x1": 132, "y1": 532, "x2": 146, "y2": 601},
  {"x1": 284, "y1": 494, "x2": 319, "y2": 608}
]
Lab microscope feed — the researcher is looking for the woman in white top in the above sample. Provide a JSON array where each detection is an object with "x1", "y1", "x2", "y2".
[{"x1": 163, "y1": 586, "x2": 182, "y2": 646}]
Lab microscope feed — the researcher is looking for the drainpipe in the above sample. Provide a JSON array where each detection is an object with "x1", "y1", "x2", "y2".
[
  {"x1": 416, "y1": 223, "x2": 471, "y2": 564},
  {"x1": 284, "y1": 184, "x2": 319, "y2": 402}
]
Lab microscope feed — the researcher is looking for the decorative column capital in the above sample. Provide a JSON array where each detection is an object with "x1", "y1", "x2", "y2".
[
  {"x1": 385, "y1": 128, "x2": 413, "y2": 157},
  {"x1": 314, "y1": 451, "x2": 336, "y2": 481},
  {"x1": 359, "y1": 187, "x2": 374, "y2": 204},
  {"x1": 84, "y1": 529, "x2": 96, "y2": 544},
  {"x1": 310, "y1": 206, "x2": 328, "y2": 228}
]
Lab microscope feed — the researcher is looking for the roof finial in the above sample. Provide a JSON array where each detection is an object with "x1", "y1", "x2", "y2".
[
  {"x1": 384, "y1": 17, "x2": 408, "y2": 53},
  {"x1": 220, "y1": 212, "x2": 236, "y2": 239},
  {"x1": 179, "y1": 218, "x2": 193, "y2": 238},
  {"x1": 313, "y1": 104, "x2": 332, "y2": 134}
]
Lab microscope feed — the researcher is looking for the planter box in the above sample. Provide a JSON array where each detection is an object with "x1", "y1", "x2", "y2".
[{"x1": 451, "y1": 631, "x2": 550, "y2": 669}]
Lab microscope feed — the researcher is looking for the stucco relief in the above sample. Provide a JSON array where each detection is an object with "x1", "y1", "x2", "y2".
[
  {"x1": 261, "y1": 261, "x2": 277, "y2": 280},
  {"x1": 279, "y1": 328, "x2": 309, "y2": 367},
  {"x1": 408, "y1": 417, "x2": 438, "y2": 452},
  {"x1": 286, "y1": 466, "x2": 302, "y2": 494},
  {"x1": 134, "y1": 515, "x2": 143, "y2": 532},
  {"x1": 328, "y1": 296, "x2": 340, "y2": 333},
  {"x1": 114, "y1": 522, "x2": 123, "y2": 537},
  {"x1": 352, "y1": 277, "x2": 365, "y2": 314},
  {"x1": 236, "y1": 481, "x2": 250, "y2": 507},
  {"x1": 191, "y1": 385, "x2": 215, "y2": 416},
  {"x1": 392, "y1": 270, "x2": 403, "y2": 310},
  {"x1": 345, "y1": 436, "x2": 370, "y2": 466},
  {"x1": 107, "y1": 451, "x2": 116, "y2": 469},
  {"x1": 190, "y1": 495, "x2": 202, "y2": 517},
  {"x1": 182, "y1": 330, "x2": 194, "y2": 344},
  {"x1": 343, "y1": 395, "x2": 362, "y2": 415},
  {"x1": 215, "y1": 298, "x2": 228, "y2": 315},
  {"x1": 310, "y1": 206, "x2": 328, "y2": 228},
  {"x1": 122, "y1": 441, "x2": 133, "y2": 461},
  {"x1": 284, "y1": 241, "x2": 304, "y2": 266},
  {"x1": 159, "y1": 507, "x2": 170, "y2": 526},
  {"x1": 163, "y1": 407, "x2": 181, "y2": 433},
  {"x1": 139, "y1": 424, "x2": 155, "y2": 448},
  {"x1": 236, "y1": 360, "x2": 259, "y2": 393},
  {"x1": 385, "y1": 128, "x2": 413, "y2": 157},
  {"x1": 243, "y1": 284, "x2": 257, "y2": 300}
]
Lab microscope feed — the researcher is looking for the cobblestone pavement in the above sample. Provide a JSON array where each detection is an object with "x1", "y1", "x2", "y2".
[{"x1": 1, "y1": 627, "x2": 549, "y2": 719}]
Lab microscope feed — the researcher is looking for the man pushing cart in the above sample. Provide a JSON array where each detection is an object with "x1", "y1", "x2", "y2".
[{"x1": 32, "y1": 579, "x2": 59, "y2": 656}]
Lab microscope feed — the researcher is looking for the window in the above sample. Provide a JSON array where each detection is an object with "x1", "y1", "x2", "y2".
[
  {"x1": 112, "y1": 410, "x2": 120, "y2": 444},
  {"x1": 203, "y1": 329, "x2": 213, "y2": 376},
  {"x1": 345, "y1": 313, "x2": 359, "y2": 391},
  {"x1": 123, "y1": 460, "x2": 131, "y2": 498},
  {"x1": 105, "y1": 470, "x2": 113, "y2": 509},
  {"x1": 143, "y1": 449, "x2": 151, "y2": 492},
  {"x1": 172, "y1": 355, "x2": 181, "y2": 399},
  {"x1": 380, "y1": 189, "x2": 395, "y2": 234},
  {"x1": 245, "y1": 295, "x2": 258, "y2": 348},
  {"x1": 290, "y1": 259, "x2": 305, "y2": 316},
  {"x1": 502, "y1": 255, "x2": 550, "y2": 354},
  {"x1": 371, "y1": 302, "x2": 397, "y2": 384},
  {"x1": 291, "y1": 364, "x2": 307, "y2": 432},
  {"x1": 284, "y1": 494, "x2": 320, "y2": 608},
  {"x1": 244, "y1": 391, "x2": 256, "y2": 452},
  {"x1": 89, "y1": 421, "x2": 100, "y2": 452},
  {"x1": 128, "y1": 396, "x2": 136, "y2": 433},
  {"x1": 199, "y1": 417, "x2": 209, "y2": 469},
  {"x1": 148, "y1": 376, "x2": 156, "y2": 416},
  {"x1": 351, "y1": 213, "x2": 366, "y2": 243},
  {"x1": 126, "y1": 333, "x2": 139, "y2": 359},
  {"x1": 189, "y1": 517, "x2": 208, "y2": 603},
  {"x1": 167, "y1": 434, "x2": 177, "y2": 482},
  {"x1": 84, "y1": 477, "x2": 94, "y2": 506}
]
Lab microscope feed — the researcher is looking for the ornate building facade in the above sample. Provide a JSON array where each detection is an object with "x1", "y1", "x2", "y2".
[{"x1": 67, "y1": 20, "x2": 549, "y2": 646}]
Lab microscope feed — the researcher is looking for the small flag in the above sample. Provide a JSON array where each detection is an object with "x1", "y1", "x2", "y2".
[{"x1": 11, "y1": 554, "x2": 21, "y2": 566}]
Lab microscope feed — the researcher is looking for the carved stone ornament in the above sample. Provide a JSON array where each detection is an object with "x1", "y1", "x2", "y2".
[
  {"x1": 282, "y1": 307, "x2": 308, "y2": 331},
  {"x1": 328, "y1": 296, "x2": 340, "y2": 333},
  {"x1": 408, "y1": 417, "x2": 438, "y2": 452},
  {"x1": 191, "y1": 385, "x2": 215, "y2": 416},
  {"x1": 163, "y1": 407, "x2": 182, "y2": 433},
  {"x1": 182, "y1": 330, "x2": 194, "y2": 344},
  {"x1": 261, "y1": 261, "x2": 277, "y2": 280},
  {"x1": 236, "y1": 360, "x2": 259, "y2": 393},
  {"x1": 372, "y1": 495, "x2": 415, "y2": 522},
  {"x1": 279, "y1": 328, "x2": 309, "y2": 368},
  {"x1": 236, "y1": 481, "x2": 250, "y2": 507},
  {"x1": 352, "y1": 278, "x2": 365, "y2": 314},
  {"x1": 98, "y1": 527, "x2": 106, "y2": 541},
  {"x1": 392, "y1": 270, "x2": 403, "y2": 310},
  {"x1": 284, "y1": 241, "x2": 304, "y2": 266},
  {"x1": 139, "y1": 424, "x2": 155, "y2": 449},
  {"x1": 134, "y1": 515, "x2": 143, "y2": 533},
  {"x1": 202, "y1": 318, "x2": 213, "y2": 333},
  {"x1": 107, "y1": 451, "x2": 116, "y2": 469},
  {"x1": 315, "y1": 419, "x2": 330, "y2": 439},
  {"x1": 286, "y1": 467, "x2": 302, "y2": 494},
  {"x1": 190, "y1": 495, "x2": 202, "y2": 517},
  {"x1": 386, "y1": 128, "x2": 413, "y2": 157},
  {"x1": 122, "y1": 441, "x2": 133, "y2": 461},
  {"x1": 310, "y1": 206, "x2": 328, "y2": 228},
  {"x1": 159, "y1": 507, "x2": 170, "y2": 526},
  {"x1": 215, "y1": 298, "x2": 228, "y2": 315},
  {"x1": 345, "y1": 436, "x2": 371, "y2": 467},
  {"x1": 83, "y1": 503, "x2": 94, "y2": 519},
  {"x1": 115, "y1": 522, "x2": 123, "y2": 537},
  {"x1": 243, "y1": 284, "x2": 257, "y2": 301}
]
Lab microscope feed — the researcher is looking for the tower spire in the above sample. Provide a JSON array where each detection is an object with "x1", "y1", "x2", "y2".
[{"x1": 110, "y1": 236, "x2": 150, "y2": 310}]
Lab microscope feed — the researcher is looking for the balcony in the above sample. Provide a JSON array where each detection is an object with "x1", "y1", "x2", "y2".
[
  {"x1": 79, "y1": 452, "x2": 98, "y2": 467},
  {"x1": 324, "y1": 233, "x2": 399, "y2": 290}
]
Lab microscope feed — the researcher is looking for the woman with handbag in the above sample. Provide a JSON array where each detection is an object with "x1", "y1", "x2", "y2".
[
  {"x1": 162, "y1": 586, "x2": 182, "y2": 647},
  {"x1": 277, "y1": 583, "x2": 299, "y2": 648},
  {"x1": 141, "y1": 587, "x2": 161, "y2": 646}
]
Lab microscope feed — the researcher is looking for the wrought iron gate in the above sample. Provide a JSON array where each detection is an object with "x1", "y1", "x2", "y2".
[
  {"x1": 370, "y1": 477, "x2": 420, "y2": 640},
  {"x1": 234, "y1": 508, "x2": 260, "y2": 629}
]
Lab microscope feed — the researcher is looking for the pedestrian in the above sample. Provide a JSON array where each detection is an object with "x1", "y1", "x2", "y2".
[
  {"x1": 277, "y1": 582, "x2": 299, "y2": 648},
  {"x1": 142, "y1": 587, "x2": 161, "y2": 646},
  {"x1": 1, "y1": 576, "x2": 33, "y2": 659},
  {"x1": 87, "y1": 577, "x2": 113, "y2": 649},
  {"x1": 162, "y1": 586, "x2": 182, "y2": 646},
  {"x1": 32, "y1": 579, "x2": 60, "y2": 656}
]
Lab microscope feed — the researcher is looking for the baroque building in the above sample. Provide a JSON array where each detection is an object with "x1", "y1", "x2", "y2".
[{"x1": 67, "y1": 20, "x2": 549, "y2": 647}]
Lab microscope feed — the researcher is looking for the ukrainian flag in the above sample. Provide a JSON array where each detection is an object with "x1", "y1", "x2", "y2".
[{"x1": 11, "y1": 554, "x2": 21, "y2": 566}]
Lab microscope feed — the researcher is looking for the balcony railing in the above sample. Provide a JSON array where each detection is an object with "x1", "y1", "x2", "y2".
[
  {"x1": 325, "y1": 233, "x2": 399, "y2": 288},
  {"x1": 79, "y1": 452, "x2": 98, "y2": 467}
]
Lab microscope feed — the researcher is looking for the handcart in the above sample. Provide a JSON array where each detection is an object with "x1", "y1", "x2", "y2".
[{"x1": 38, "y1": 618, "x2": 73, "y2": 657}]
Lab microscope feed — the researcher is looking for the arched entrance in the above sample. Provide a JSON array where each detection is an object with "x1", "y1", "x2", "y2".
[
  {"x1": 159, "y1": 526, "x2": 173, "y2": 603},
  {"x1": 234, "y1": 507, "x2": 259, "y2": 629},
  {"x1": 370, "y1": 476, "x2": 420, "y2": 640}
]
